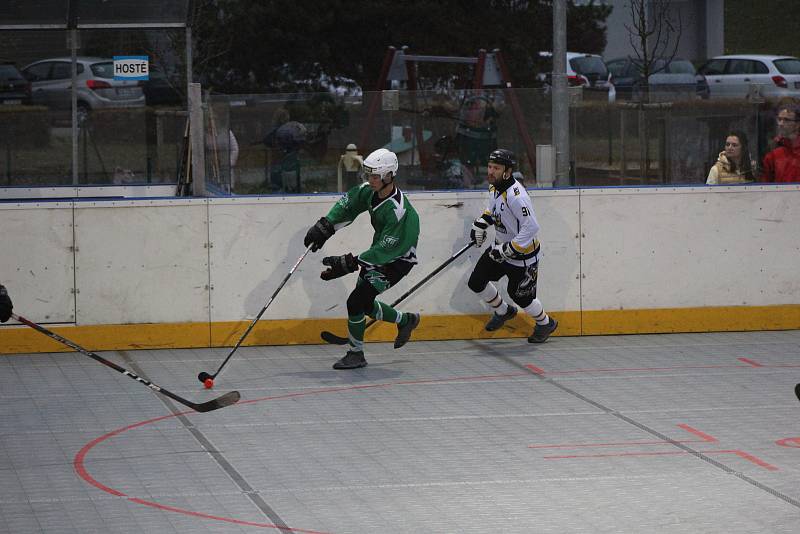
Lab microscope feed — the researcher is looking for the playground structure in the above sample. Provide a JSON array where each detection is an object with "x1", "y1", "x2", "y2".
[{"x1": 359, "y1": 46, "x2": 538, "y2": 182}]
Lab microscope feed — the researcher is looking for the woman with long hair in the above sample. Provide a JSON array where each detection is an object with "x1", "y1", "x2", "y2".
[{"x1": 706, "y1": 130, "x2": 756, "y2": 184}]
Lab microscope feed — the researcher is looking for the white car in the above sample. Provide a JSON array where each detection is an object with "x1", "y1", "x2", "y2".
[
  {"x1": 697, "y1": 54, "x2": 800, "y2": 99},
  {"x1": 22, "y1": 57, "x2": 145, "y2": 121},
  {"x1": 535, "y1": 51, "x2": 613, "y2": 99}
]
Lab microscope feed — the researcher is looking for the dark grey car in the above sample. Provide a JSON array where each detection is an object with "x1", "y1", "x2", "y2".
[
  {"x1": 0, "y1": 62, "x2": 31, "y2": 105},
  {"x1": 606, "y1": 57, "x2": 709, "y2": 101}
]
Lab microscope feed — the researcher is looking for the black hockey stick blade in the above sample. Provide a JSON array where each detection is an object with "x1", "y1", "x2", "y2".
[
  {"x1": 12, "y1": 313, "x2": 241, "y2": 414},
  {"x1": 191, "y1": 390, "x2": 241, "y2": 412},
  {"x1": 795, "y1": 383, "x2": 800, "y2": 402},
  {"x1": 320, "y1": 330, "x2": 349, "y2": 345}
]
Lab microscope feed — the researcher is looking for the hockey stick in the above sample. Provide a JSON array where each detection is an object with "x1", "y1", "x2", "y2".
[
  {"x1": 12, "y1": 313, "x2": 240, "y2": 413},
  {"x1": 198, "y1": 245, "x2": 312, "y2": 387},
  {"x1": 320, "y1": 241, "x2": 475, "y2": 345}
]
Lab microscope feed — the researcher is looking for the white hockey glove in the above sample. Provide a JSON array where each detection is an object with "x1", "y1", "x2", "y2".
[{"x1": 470, "y1": 216, "x2": 490, "y2": 247}]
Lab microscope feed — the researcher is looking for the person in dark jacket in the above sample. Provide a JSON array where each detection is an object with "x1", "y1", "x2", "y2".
[{"x1": 0, "y1": 284, "x2": 13, "y2": 323}]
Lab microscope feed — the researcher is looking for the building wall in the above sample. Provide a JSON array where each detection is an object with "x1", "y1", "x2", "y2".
[{"x1": 603, "y1": 0, "x2": 724, "y2": 63}]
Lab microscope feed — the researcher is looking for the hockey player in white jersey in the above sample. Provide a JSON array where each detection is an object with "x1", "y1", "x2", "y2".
[{"x1": 467, "y1": 149, "x2": 557, "y2": 342}]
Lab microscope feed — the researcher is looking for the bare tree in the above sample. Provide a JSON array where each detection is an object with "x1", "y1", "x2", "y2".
[
  {"x1": 622, "y1": 0, "x2": 682, "y2": 183},
  {"x1": 624, "y1": 0, "x2": 682, "y2": 102}
]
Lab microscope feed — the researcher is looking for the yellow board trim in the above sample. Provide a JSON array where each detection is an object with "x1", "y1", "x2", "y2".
[{"x1": 1, "y1": 305, "x2": 799, "y2": 355}]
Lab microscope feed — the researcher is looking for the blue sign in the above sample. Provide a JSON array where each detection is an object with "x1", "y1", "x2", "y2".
[{"x1": 113, "y1": 56, "x2": 149, "y2": 81}]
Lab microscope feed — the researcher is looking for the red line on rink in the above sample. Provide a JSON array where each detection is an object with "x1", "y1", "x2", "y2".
[
  {"x1": 776, "y1": 437, "x2": 800, "y2": 448},
  {"x1": 127, "y1": 499, "x2": 330, "y2": 533},
  {"x1": 543, "y1": 449, "x2": 778, "y2": 471},
  {"x1": 543, "y1": 363, "x2": 749, "y2": 375},
  {"x1": 523, "y1": 357, "x2": 800, "y2": 377},
  {"x1": 529, "y1": 424, "x2": 717, "y2": 449},
  {"x1": 676, "y1": 424, "x2": 717, "y2": 443},
  {"x1": 738, "y1": 358, "x2": 764, "y2": 367},
  {"x1": 75, "y1": 371, "x2": 540, "y2": 532},
  {"x1": 525, "y1": 358, "x2": 764, "y2": 375},
  {"x1": 525, "y1": 364, "x2": 545, "y2": 375}
]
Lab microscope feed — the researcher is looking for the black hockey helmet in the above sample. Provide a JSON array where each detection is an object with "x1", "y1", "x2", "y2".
[{"x1": 488, "y1": 148, "x2": 516, "y2": 169}]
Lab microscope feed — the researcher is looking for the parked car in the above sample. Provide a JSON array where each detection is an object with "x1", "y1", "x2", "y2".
[
  {"x1": 697, "y1": 54, "x2": 800, "y2": 99},
  {"x1": 0, "y1": 61, "x2": 31, "y2": 105},
  {"x1": 534, "y1": 51, "x2": 613, "y2": 97},
  {"x1": 606, "y1": 57, "x2": 709, "y2": 101},
  {"x1": 21, "y1": 57, "x2": 145, "y2": 120}
]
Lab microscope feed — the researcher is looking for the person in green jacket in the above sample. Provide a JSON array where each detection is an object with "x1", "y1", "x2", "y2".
[{"x1": 304, "y1": 148, "x2": 421, "y2": 369}]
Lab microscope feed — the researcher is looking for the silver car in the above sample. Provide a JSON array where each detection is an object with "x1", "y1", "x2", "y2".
[
  {"x1": 22, "y1": 56, "x2": 145, "y2": 120},
  {"x1": 697, "y1": 54, "x2": 800, "y2": 99}
]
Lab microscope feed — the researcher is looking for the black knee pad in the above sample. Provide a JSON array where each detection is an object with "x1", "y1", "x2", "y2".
[
  {"x1": 467, "y1": 271, "x2": 488, "y2": 294},
  {"x1": 509, "y1": 293, "x2": 534, "y2": 309},
  {"x1": 347, "y1": 283, "x2": 377, "y2": 316}
]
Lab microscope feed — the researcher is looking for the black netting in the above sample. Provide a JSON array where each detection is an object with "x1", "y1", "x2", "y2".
[
  {"x1": 76, "y1": 0, "x2": 188, "y2": 26},
  {"x1": 0, "y1": 0, "x2": 188, "y2": 28},
  {"x1": 0, "y1": 0, "x2": 68, "y2": 26}
]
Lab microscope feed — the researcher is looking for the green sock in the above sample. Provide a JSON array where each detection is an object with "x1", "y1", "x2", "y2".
[
  {"x1": 370, "y1": 301, "x2": 402, "y2": 324},
  {"x1": 347, "y1": 313, "x2": 365, "y2": 351}
]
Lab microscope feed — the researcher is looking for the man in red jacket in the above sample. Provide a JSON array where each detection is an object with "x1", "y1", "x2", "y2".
[{"x1": 761, "y1": 104, "x2": 800, "y2": 183}]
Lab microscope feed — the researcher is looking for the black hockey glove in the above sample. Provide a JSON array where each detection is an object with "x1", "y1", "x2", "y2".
[
  {"x1": 470, "y1": 215, "x2": 491, "y2": 247},
  {"x1": 304, "y1": 217, "x2": 335, "y2": 252},
  {"x1": 0, "y1": 285, "x2": 13, "y2": 323},
  {"x1": 489, "y1": 242, "x2": 518, "y2": 263},
  {"x1": 320, "y1": 253, "x2": 359, "y2": 281}
]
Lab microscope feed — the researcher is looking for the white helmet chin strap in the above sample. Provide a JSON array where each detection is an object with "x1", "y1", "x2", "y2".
[{"x1": 379, "y1": 172, "x2": 394, "y2": 192}]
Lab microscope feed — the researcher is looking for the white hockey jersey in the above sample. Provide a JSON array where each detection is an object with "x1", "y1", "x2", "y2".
[{"x1": 480, "y1": 177, "x2": 541, "y2": 267}]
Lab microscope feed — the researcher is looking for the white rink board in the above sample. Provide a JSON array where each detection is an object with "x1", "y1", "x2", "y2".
[
  {"x1": 207, "y1": 196, "x2": 372, "y2": 321},
  {"x1": 579, "y1": 186, "x2": 800, "y2": 310},
  {"x1": 205, "y1": 191, "x2": 580, "y2": 320},
  {"x1": 1, "y1": 184, "x2": 798, "y2": 329},
  {"x1": 73, "y1": 199, "x2": 210, "y2": 325},
  {"x1": 0, "y1": 202, "x2": 75, "y2": 324}
]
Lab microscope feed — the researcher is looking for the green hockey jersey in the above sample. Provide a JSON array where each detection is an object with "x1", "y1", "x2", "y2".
[{"x1": 326, "y1": 183, "x2": 419, "y2": 266}]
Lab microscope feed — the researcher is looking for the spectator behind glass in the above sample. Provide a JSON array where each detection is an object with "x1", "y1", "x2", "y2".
[
  {"x1": 706, "y1": 131, "x2": 755, "y2": 184},
  {"x1": 0, "y1": 284, "x2": 12, "y2": 323},
  {"x1": 760, "y1": 102, "x2": 800, "y2": 182}
]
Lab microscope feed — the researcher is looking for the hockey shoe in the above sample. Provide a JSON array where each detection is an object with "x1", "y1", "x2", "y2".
[
  {"x1": 394, "y1": 313, "x2": 420, "y2": 349},
  {"x1": 485, "y1": 305, "x2": 518, "y2": 332},
  {"x1": 528, "y1": 317, "x2": 558, "y2": 343},
  {"x1": 333, "y1": 350, "x2": 367, "y2": 370}
]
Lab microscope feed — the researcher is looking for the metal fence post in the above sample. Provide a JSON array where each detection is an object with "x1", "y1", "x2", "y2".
[{"x1": 189, "y1": 82, "x2": 206, "y2": 196}]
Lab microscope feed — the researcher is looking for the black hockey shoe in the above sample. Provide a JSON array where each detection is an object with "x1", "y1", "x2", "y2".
[
  {"x1": 394, "y1": 313, "x2": 420, "y2": 349},
  {"x1": 528, "y1": 317, "x2": 558, "y2": 343},
  {"x1": 485, "y1": 304, "x2": 518, "y2": 331},
  {"x1": 333, "y1": 350, "x2": 367, "y2": 370}
]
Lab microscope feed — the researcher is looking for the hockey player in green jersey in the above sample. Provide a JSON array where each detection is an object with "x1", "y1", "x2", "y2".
[
  {"x1": 467, "y1": 149, "x2": 558, "y2": 342},
  {"x1": 304, "y1": 148, "x2": 421, "y2": 369}
]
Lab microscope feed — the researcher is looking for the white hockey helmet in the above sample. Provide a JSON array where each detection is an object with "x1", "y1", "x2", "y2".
[{"x1": 363, "y1": 148, "x2": 399, "y2": 183}]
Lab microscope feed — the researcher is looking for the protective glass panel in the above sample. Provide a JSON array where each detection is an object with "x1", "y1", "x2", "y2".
[{"x1": 0, "y1": 27, "x2": 186, "y2": 188}]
